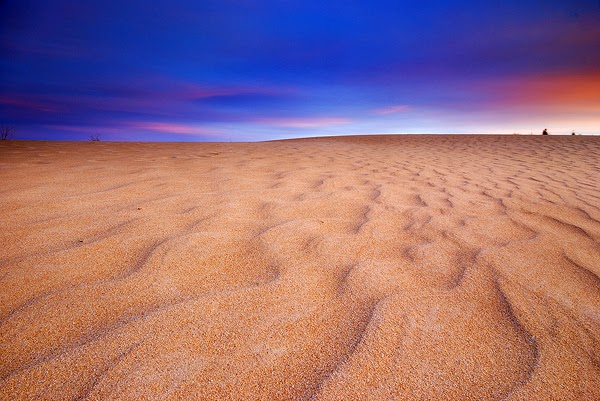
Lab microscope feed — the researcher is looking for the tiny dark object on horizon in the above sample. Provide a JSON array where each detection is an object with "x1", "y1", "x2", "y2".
[
  {"x1": 90, "y1": 133, "x2": 101, "y2": 141},
  {"x1": 542, "y1": 129, "x2": 548, "y2": 135}
]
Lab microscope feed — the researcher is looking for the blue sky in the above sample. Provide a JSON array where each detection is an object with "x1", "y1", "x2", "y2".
[{"x1": 1, "y1": 0, "x2": 599, "y2": 141}]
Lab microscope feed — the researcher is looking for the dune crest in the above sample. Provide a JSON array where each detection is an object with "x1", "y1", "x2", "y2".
[{"x1": 1, "y1": 135, "x2": 599, "y2": 400}]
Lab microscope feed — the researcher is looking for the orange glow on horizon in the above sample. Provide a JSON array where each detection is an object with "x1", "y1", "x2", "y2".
[{"x1": 491, "y1": 72, "x2": 600, "y2": 111}]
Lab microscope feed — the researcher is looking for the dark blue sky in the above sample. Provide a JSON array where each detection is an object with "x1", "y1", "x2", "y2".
[{"x1": 1, "y1": 0, "x2": 599, "y2": 141}]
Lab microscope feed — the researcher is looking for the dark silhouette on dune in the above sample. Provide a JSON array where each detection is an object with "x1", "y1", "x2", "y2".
[
  {"x1": 0, "y1": 122, "x2": 14, "y2": 140},
  {"x1": 542, "y1": 129, "x2": 548, "y2": 135}
]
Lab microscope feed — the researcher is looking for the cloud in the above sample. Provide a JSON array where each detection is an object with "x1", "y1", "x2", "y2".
[
  {"x1": 254, "y1": 117, "x2": 352, "y2": 128},
  {"x1": 1, "y1": 78, "x2": 301, "y2": 126},
  {"x1": 372, "y1": 104, "x2": 410, "y2": 114},
  {"x1": 128, "y1": 121, "x2": 221, "y2": 137},
  {"x1": 175, "y1": 82, "x2": 298, "y2": 101},
  {"x1": 0, "y1": 95, "x2": 63, "y2": 113},
  {"x1": 45, "y1": 121, "x2": 222, "y2": 137}
]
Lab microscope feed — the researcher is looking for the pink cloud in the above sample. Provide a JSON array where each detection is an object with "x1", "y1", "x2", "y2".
[
  {"x1": 129, "y1": 122, "x2": 221, "y2": 136},
  {"x1": 255, "y1": 117, "x2": 352, "y2": 128},
  {"x1": 43, "y1": 122, "x2": 222, "y2": 138},
  {"x1": 43, "y1": 124, "x2": 127, "y2": 135},
  {"x1": 372, "y1": 104, "x2": 410, "y2": 114},
  {"x1": 0, "y1": 95, "x2": 62, "y2": 112}
]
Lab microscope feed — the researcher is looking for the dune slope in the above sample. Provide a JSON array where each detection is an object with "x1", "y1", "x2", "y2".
[{"x1": 1, "y1": 135, "x2": 599, "y2": 400}]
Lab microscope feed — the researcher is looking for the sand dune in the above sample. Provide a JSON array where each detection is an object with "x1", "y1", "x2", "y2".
[{"x1": 0, "y1": 135, "x2": 599, "y2": 400}]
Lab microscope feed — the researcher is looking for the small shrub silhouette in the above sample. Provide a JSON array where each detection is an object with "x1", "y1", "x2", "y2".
[{"x1": 0, "y1": 123, "x2": 14, "y2": 140}]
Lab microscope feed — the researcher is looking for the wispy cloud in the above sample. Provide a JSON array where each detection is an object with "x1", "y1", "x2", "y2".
[
  {"x1": 1, "y1": 37, "x2": 95, "y2": 59},
  {"x1": 128, "y1": 121, "x2": 221, "y2": 136},
  {"x1": 174, "y1": 82, "x2": 299, "y2": 101},
  {"x1": 372, "y1": 104, "x2": 410, "y2": 114},
  {"x1": 1, "y1": 78, "x2": 300, "y2": 124},
  {"x1": 45, "y1": 121, "x2": 222, "y2": 138},
  {"x1": 0, "y1": 95, "x2": 63, "y2": 113},
  {"x1": 254, "y1": 117, "x2": 352, "y2": 128}
]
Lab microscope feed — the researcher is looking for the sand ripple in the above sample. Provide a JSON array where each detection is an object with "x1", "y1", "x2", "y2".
[{"x1": 1, "y1": 136, "x2": 599, "y2": 400}]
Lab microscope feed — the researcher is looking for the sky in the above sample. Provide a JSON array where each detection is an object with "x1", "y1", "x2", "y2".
[{"x1": 1, "y1": 0, "x2": 599, "y2": 141}]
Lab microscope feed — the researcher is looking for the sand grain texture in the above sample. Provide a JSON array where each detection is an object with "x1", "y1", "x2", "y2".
[{"x1": 1, "y1": 135, "x2": 599, "y2": 400}]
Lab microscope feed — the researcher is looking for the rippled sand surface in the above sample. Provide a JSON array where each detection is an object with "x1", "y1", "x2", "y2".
[{"x1": 1, "y1": 135, "x2": 599, "y2": 400}]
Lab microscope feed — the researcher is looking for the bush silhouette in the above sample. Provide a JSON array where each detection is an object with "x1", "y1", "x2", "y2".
[{"x1": 0, "y1": 123, "x2": 14, "y2": 140}]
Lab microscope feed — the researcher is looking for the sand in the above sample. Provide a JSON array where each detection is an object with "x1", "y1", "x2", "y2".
[{"x1": 0, "y1": 135, "x2": 599, "y2": 400}]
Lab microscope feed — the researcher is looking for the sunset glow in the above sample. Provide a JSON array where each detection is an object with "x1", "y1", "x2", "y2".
[{"x1": 1, "y1": 1, "x2": 599, "y2": 141}]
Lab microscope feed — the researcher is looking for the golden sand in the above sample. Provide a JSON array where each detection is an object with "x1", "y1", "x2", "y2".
[{"x1": 0, "y1": 135, "x2": 599, "y2": 400}]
